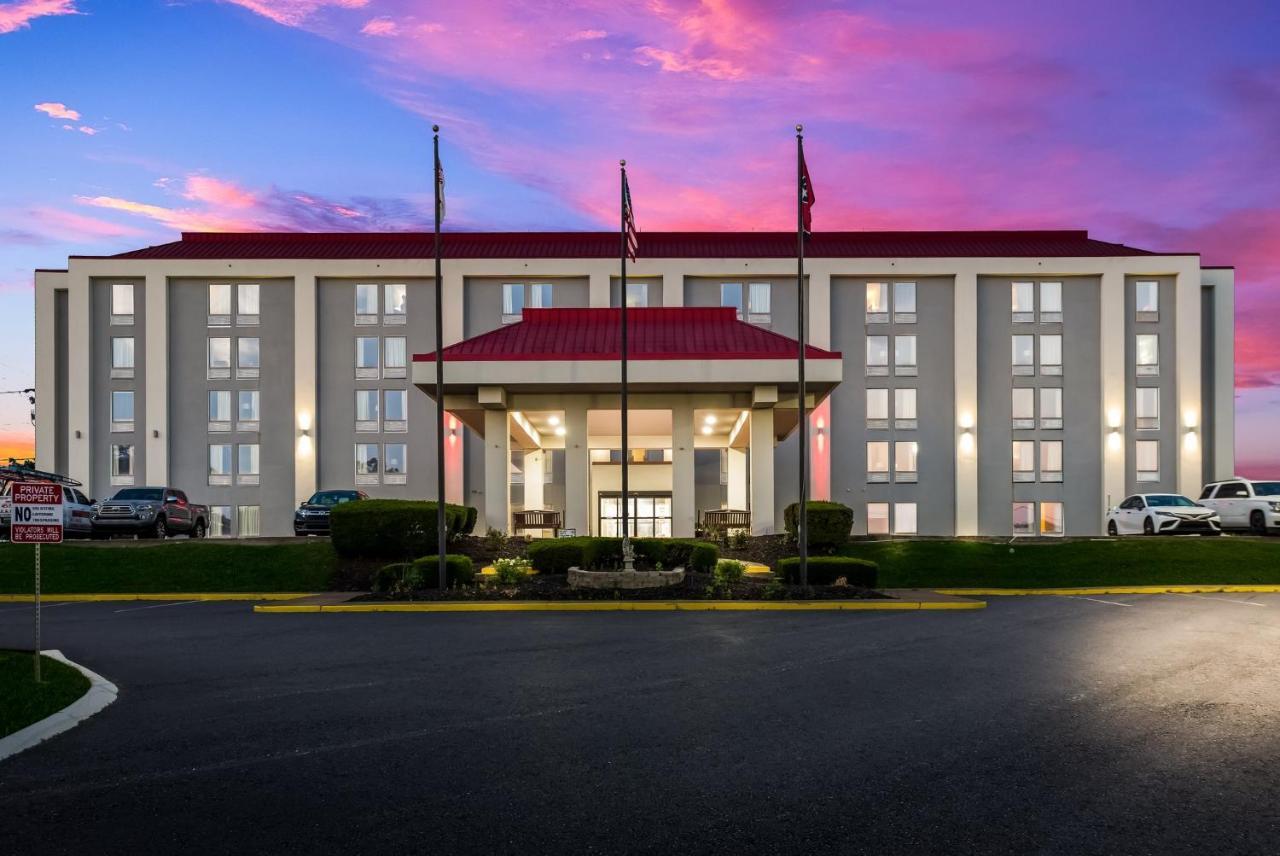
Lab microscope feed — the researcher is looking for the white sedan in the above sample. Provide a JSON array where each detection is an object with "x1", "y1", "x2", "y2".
[{"x1": 1107, "y1": 494, "x2": 1222, "y2": 536}]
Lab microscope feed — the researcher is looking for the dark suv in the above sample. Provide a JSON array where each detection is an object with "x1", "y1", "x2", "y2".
[{"x1": 294, "y1": 490, "x2": 368, "y2": 535}]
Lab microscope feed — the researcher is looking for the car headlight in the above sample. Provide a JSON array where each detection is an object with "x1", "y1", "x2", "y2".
[
  {"x1": 1270, "y1": 502, "x2": 1280, "y2": 513},
  {"x1": 1156, "y1": 511, "x2": 1178, "y2": 518},
  {"x1": 137, "y1": 504, "x2": 157, "y2": 515}
]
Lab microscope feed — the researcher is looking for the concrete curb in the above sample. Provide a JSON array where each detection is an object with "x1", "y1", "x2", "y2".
[
  {"x1": 935, "y1": 585, "x2": 1280, "y2": 596},
  {"x1": 255, "y1": 598, "x2": 985, "y2": 613},
  {"x1": 0, "y1": 592, "x2": 317, "y2": 603},
  {"x1": 0, "y1": 650, "x2": 118, "y2": 763}
]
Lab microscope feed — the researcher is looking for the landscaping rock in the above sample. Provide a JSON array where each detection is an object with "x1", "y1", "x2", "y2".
[{"x1": 567, "y1": 567, "x2": 685, "y2": 590}]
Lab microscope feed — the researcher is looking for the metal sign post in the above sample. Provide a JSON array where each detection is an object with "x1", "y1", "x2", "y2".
[{"x1": 12, "y1": 482, "x2": 63, "y2": 682}]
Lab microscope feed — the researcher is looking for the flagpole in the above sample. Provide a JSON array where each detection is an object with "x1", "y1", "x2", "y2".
[
  {"x1": 433, "y1": 125, "x2": 447, "y2": 590},
  {"x1": 619, "y1": 160, "x2": 633, "y2": 570},
  {"x1": 796, "y1": 124, "x2": 809, "y2": 588}
]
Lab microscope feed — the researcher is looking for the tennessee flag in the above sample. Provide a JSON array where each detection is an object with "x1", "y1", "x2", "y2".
[{"x1": 800, "y1": 146, "x2": 815, "y2": 235}]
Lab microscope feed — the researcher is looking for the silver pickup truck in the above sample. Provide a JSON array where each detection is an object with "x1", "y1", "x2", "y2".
[{"x1": 91, "y1": 486, "x2": 210, "y2": 539}]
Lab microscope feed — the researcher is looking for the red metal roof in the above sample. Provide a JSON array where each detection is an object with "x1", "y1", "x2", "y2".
[
  {"x1": 414, "y1": 308, "x2": 842, "y2": 362},
  {"x1": 98, "y1": 229, "x2": 1162, "y2": 260}
]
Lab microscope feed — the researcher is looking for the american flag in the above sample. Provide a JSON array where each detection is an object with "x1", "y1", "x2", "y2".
[
  {"x1": 435, "y1": 150, "x2": 446, "y2": 221},
  {"x1": 623, "y1": 170, "x2": 639, "y2": 261}
]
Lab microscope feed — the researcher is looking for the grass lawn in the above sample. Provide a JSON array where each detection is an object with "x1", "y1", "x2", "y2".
[
  {"x1": 0, "y1": 650, "x2": 91, "y2": 737},
  {"x1": 843, "y1": 537, "x2": 1280, "y2": 588},
  {"x1": 0, "y1": 541, "x2": 337, "y2": 594}
]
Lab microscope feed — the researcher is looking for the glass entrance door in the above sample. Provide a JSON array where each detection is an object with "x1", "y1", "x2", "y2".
[{"x1": 599, "y1": 493, "x2": 672, "y2": 537}]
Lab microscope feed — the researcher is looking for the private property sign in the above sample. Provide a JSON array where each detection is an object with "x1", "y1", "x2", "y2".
[{"x1": 11, "y1": 482, "x2": 63, "y2": 544}]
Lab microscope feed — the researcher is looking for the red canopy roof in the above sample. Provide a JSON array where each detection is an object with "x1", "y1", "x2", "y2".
[
  {"x1": 96, "y1": 229, "x2": 1162, "y2": 260},
  {"x1": 414, "y1": 308, "x2": 842, "y2": 362}
]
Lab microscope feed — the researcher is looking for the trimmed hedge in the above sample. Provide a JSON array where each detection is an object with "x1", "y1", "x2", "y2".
[
  {"x1": 527, "y1": 538, "x2": 719, "y2": 574},
  {"x1": 778, "y1": 556, "x2": 878, "y2": 587},
  {"x1": 462, "y1": 505, "x2": 479, "y2": 535},
  {"x1": 784, "y1": 501, "x2": 855, "y2": 552},
  {"x1": 330, "y1": 500, "x2": 476, "y2": 559},
  {"x1": 371, "y1": 555, "x2": 475, "y2": 592}
]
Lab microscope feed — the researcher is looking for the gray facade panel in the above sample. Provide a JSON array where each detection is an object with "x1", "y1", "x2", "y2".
[
  {"x1": 463, "y1": 277, "x2": 589, "y2": 338},
  {"x1": 91, "y1": 278, "x2": 145, "y2": 498},
  {"x1": 1124, "y1": 276, "x2": 1178, "y2": 497},
  {"x1": 54, "y1": 289, "x2": 68, "y2": 477}
]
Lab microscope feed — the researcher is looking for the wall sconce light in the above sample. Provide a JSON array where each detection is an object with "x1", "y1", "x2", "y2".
[
  {"x1": 959, "y1": 426, "x2": 974, "y2": 454},
  {"x1": 152, "y1": 429, "x2": 160, "y2": 439},
  {"x1": 299, "y1": 427, "x2": 311, "y2": 438},
  {"x1": 297, "y1": 410, "x2": 313, "y2": 433},
  {"x1": 815, "y1": 417, "x2": 826, "y2": 454},
  {"x1": 1108, "y1": 426, "x2": 1122, "y2": 451},
  {"x1": 75, "y1": 429, "x2": 82, "y2": 439}
]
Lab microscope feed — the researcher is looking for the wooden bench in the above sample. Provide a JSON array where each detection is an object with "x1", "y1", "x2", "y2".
[
  {"x1": 701, "y1": 509, "x2": 750, "y2": 540},
  {"x1": 512, "y1": 509, "x2": 562, "y2": 538}
]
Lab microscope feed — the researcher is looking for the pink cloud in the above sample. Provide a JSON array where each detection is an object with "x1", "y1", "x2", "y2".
[
  {"x1": 183, "y1": 175, "x2": 258, "y2": 208},
  {"x1": 566, "y1": 28, "x2": 606, "y2": 41},
  {"x1": 33, "y1": 101, "x2": 79, "y2": 120},
  {"x1": 25, "y1": 206, "x2": 149, "y2": 240},
  {"x1": 222, "y1": 0, "x2": 368, "y2": 28},
  {"x1": 0, "y1": 0, "x2": 78, "y2": 34},
  {"x1": 360, "y1": 16, "x2": 397, "y2": 37}
]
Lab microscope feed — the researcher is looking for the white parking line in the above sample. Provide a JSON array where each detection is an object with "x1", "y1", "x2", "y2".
[
  {"x1": 1075, "y1": 596, "x2": 1133, "y2": 607},
  {"x1": 113, "y1": 600, "x2": 202, "y2": 614},
  {"x1": 1173, "y1": 593, "x2": 1266, "y2": 608},
  {"x1": 0, "y1": 601, "x2": 87, "y2": 614}
]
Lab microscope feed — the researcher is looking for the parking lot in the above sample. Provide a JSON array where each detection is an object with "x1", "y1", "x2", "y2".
[{"x1": 2, "y1": 594, "x2": 1279, "y2": 854}]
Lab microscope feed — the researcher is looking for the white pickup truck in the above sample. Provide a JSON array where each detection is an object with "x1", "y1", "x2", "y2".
[{"x1": 1198, "y1": 479, "x2": 1280, "y2": 535}]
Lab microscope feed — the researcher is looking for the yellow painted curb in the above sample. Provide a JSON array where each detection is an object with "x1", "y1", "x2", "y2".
[
  {"x1": 935, "y1": 585, "x2": 1280, "y2": 596},
  {"x1": 743, "y1": 562, "x2": 773, "y2": 576},
  {"x1": 0, "y1": 592, "x2": 317, "y2": 603},
  {"x1": 255, "y1": 598, "x2": 984, "y2": 613}
]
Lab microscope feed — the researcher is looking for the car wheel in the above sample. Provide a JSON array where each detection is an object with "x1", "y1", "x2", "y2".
[
  {"x1": 1143, "y1": 517, "x2": 1156, "y2": 536},
  {"x1": 192, "y1": 520, "x2": 206, "y2": 539},
  {"x1": 1250, "y1": 510, "x2": 1267, "y2": 536},
  {"x1": 152, "y1": 517, "x2": 167, "y2": 540},
  {"x1": 1107, "y1": 520, "x2": 1118, "y2": 536}
]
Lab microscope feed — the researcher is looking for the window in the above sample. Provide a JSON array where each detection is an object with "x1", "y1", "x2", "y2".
[
  {"x1": 1136, "y1": 334, "x2": 1159, "y2": 376},
  {"x1": 356, "y1": 389, "x2": 380, "y2": 432},
  {"x1": 384, "y1": 443, "x2": 408, "y2": 484},
  {"x1": 1039, "y1": 282, "x2": 1062, "y2": 322},
  {"x1": 1039, "y1": 388, "x2": 1063, "y2": 429},
  {"x1": 894, "y1": 441, "x2": 918, "y2": 483},
  {"x1": 209, "y1": 391, "x2": 231, "y2": 431},
  {"x1": 355, "y1": 283, "x2": 378, "y2": 324},
  {"x1": 1039, "y1": 335, "x2": 1062, "y2": 375},
  {"x1": 894, "y1": 388, "x2": 917, "y2": 429},
  {"x1": 237, "y1": 444, "x2": 260, "y2": 485},
  {"x1": 208, "y1": 443, "x2": 232, "y2": 485},
  {"x1": 237, "y1": 390, "x2": 260, "y2": 431},
  {"x1": 209, "y1": 506, "x2": 231, "y2": 537},
  {"x1": 1216, "y1": 481, "x2": 1249, "y2": 499},
  {"x1": 384, "y1": 389, "x2": 408, "y2": 432},
  {"x1": 208, "y1": 283, "x2": 232, "y2": 325},
  {"x1": 1011, "y1": 388, "x2": 1035, "y2": 430},
  {"x1": 1012, "y1": 281, "x2": 1035, "y2": 322},
  {"x1": 747, "y1": 282, "x2": 771, "y2": 323},
  {"x1": 866, "y1": 336, "x2": 889, "y2": 376},
  {"x1": 600, "y1": 493, "x2": 672, "y2": 538},
  {"x1": 383, "y1": 283, "x2": 406, "y2": 324},
  {"x1": 1040, "y1": 440, "x2": 1063, "y2": 482},
  {"x1": 1012, "y1": 502, "x2": 1035, "y2": 535},
  {"x1": 110, "y1": 391, "x2": 134, "y2": 432},
  {"x1": 356, "y1": 336, "x2": 379, "y2": 379},
  {"x1": 236, "y1": 283, "x2": 260, "y2": 324},
  {"x1": 110, "y1": 444, "x2": 134, "y2": 485},
  {"x1": 529, "y1": 282, "x2": 552, "y2": 309},
  {"x1": 111, "y1": 337, "x2": 135, "y2": 378},
  {"x1": 1136, "y1": 440, "x2": 1160, "y2": 482},
  {"x1": 1136, "y1": 387, "x2": 1160, "y2": 430},
  {"x1": 1012, "y1": 335, "x2": 1034, "y2": 375},
  {"x1": 355, "y1": 443, "x2": 380, "y2": 484},
  {"x1": 1135, "y1": 281, "x2": 1159, "y2": 319},
  {"x1": 502, "y1": 283, "x2": 524, "y2": 322},
  {"x1": 207, "y1": 337, "x2": 231, "y2": 379},
  {"x1": 893, "y1": 281, "x2": 917, "y2": 322},
  {"x1": 893, "y1": 335, "x2": 918, "y2": 376},
  {"x1": 1040, "y1": 502, "x2": 1065, "y2": 536},
  {"x1": 1013, "y1": 441, "x2": 1036, "y2": 482},
  {"x1": 625, "y1": 281, "x2": 648, "y2": 307},
  {"x1": 720, "y1": 282, "x2": 744, "y2": 319},
  {"x1": 867, "y1": 441, "x2": 890, "y2": 482},
  {"x1": 866, "y1": 388, "x2": 889, "y2": 429},
  {"x1": 893, "y1": 503, "x2": 918, "y2": 535},
  {"x1": 237, "y1": 337, "x2": 260, "y2": 379},
  {"x1": 237, "y1": 505, "x2": 261, "y2": 538},
  {"x1": 384, "y1": 337, "x2": 407, "y2": 378},
  {"x1": 111, "y1": 283, "x2": 133, "y2": 324},
  {"x1": 866, "y1": 282, "x2": 888, "y2": 322},
  {"x1": 867, "y1": 502, "x2": 890, "y2": 535}
]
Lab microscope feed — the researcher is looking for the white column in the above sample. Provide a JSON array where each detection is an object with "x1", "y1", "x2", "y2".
[
  {"x1": 662, "y1": 271, "x2": 684, "y2": 306},
  {"x1": 727, "y1": 448, "x2": 748, "y2": 510},
  {"x1": 483, "y1": 408, "x2": 510, "y2": 533},
  {"x1": 143, "y1": 273, "x2": 168, "y2": 486},
  {"x1": 294, "y1": 273, "x2": 317, "y2": 504},
  {"x1": 589, "y1": 272, "x2": 611, "y2": 308},
  {"x1": 671, "y1": 398, "x2": 695, "y2": 537},
  {"x1": 953, "y1": 271, "x2": 978, "y2": 535},
  {"x1": 564, "y1": 399, "x2": 590, "y2": 535},
  {"x1": 1100, "y1": 270, "x2": 1126, "y2": 512},
  {"x1": 67, "y1": 266, "x2": 91, "y2": 490},
  {"x1": 749, "y1": 407, "x2": 775, "y2": 535},
  {"x1": 1205, "y1": 269, "x2": 1236, "y2": 480},
  {"x1": 1175, "y1": 266, "x2": 1203, "y2": 498},
  {"x1": 34, "y1": 271, "x2": 62, "y2": 471},
  {"x1": 523, "y1": 448, "x2": 546, "y2": 511}
]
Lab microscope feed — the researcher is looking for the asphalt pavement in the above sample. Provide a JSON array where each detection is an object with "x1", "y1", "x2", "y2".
[{"x1": 2, "y1": 594, "x2": 1278, "y2": 855}]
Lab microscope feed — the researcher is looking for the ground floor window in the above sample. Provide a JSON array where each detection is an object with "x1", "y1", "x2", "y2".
[
  {"x1": 237, "y1": 505, "x2": 261, "y2": 538},
  {"x1": 1040, "y1": 502, "x2": 1064, "y2": 536},
  {"x1": 209, "y1": 506, "x2": 231, "y2": 537},
  {"x1": 1013, "y1": 501, "x2": 1064, "y2": 536},
  {"x1": 599, "y1": 492, "x2": 672, "y2": 537},
  {"x1": 893, "y1": 502, "x2": 918, "y2": 535},
  {"x1": 1012, "y1": 501, "x2": 1035, "y2": 534},
  {"x1": 866, "y1": 502, "x2": 890, "y2": 535},
  {"x1": 110, "y1": 444, "x2": 134, "y2": 485}
]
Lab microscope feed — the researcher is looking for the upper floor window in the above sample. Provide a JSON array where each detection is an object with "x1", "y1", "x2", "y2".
[
  {"x1": 384, "y1": 389, "x2": 408, "y2": 432},
  {"x1": 237, "y1": 337, "x2": 260, "y2": 379},
  {"x1": 355, "y1": 442, "x2": 380, "y2": 485},
  {"x1": 356, "y1": 337, "x2": 379, "y2": 379},
  {"x1": 1039, "y1": 282, "x2": 1062, "y2": 323},
  {"x1": 1013, "y1": 440, "x2": 1036, "y2": 482},
  {"x1": 866, "y1": 336, "x2": 889, "y2": 376},
  {"x1": 747, "y1": 282, "x2": 771, "y2": 323},
  {"x1": 529, "y1": 282, "x2": 552, "y2": 309},
  {"x1": 111, "y1": 283, "x2": 134, "y2": 324},
  {"x1": 1012, "y1": 335, "x2": 1034, "y2": 375},
  {"x1": 1012, "y1": 281, "x2": 1035, "y2": 322},
  {"x1": 867, "y1": 441, "x2": 890, "y2": 482},
  {"x1": 1012, "y1": 387, "x2": 1035, "y2": 430},
  {"x1": 355, "y1": 283, "x2": 379, "y2": 324},
  {"x1": 209, "y1": 443, "x2": 232, "y2": 486},
  {"x1": 1136, "y1": 387, "x2": 1160, "y2": 430},
  {"x1": 1040, "y1": 388, "x2": 1063, "y2": 430},
  {"x1": 384, "y1": 443, "x2": 408, "y2": 485},
  {"x1": 1136, "y1": 334, "x2": 1159, "y2": 376},
  {"x1": 866, "y1": 282, "x2": 888, "y2": 323},
  {"x1": 866, "y1": 388, "x2": 889, "y2": 429},
  {"x1": 625, "y1": 281, "x2": 648, "y2": 308},
  {"x1": 237, "y1": 283, "x2": 260, "y2": 325},
  {"x1": 894, "y1": 388, "x2": 917, "y2": 429},
  {"x1": 111, "y1": 390, "x2": 134, "y2": 432},
  {"x1": 894, "y1": 441, "x2": 918, "y2": 483},
  {"x1": 111, "y1": 443, "x2": 134, "y2": 485},
  {"x1": 384, "y1": 283, "x2": 407, "y2": 325},
  {"x1": 237, "y1": 390, "x2": 260, "y2": 430},
  {"x1": 111, "y1": 337, "x2": 135, "y2": 379},
  {"x1": 502, "y1": 283, "x2": 524, "y2": 322},
  {"x1": 720, "y1": 282, "x2": 744, "y2": 319},
  {"x1": 209, "y1": 283, "x2": 232, "y2": 326},
  {"x1": 893, "y1": 282, "x2": 917, "y2": 323},
  {"x1": 1136, "y1": 439, "x2": 1160, "y2": 482},
  {"x1": 237, "y1": 443, "x2": 260, "y2": 486},
  {"x1": 893, "y1": 335, "x2": 918, "y2": 376},
  {"x1": 356, "y1": 389, "x2": 379, "y2": 432},
  {"x1": 1135, "y1": 281, "x2": 1159, "y2": 320},
  {"x1": 209, "y1": 390, "x2": 231, "y2": 432},
  {"x1": 1040, "y1": 440, "x2": 1063, "y2": 482},
  {"x1": 384, "y1": 337, "x2": 408, "y2": 379},
  {"x1": 1039, "y1": 335, "x2": 1062, "y2": 376},
  {"x1": 208, "y1": 337, "x2": 231, "y2": 379}
]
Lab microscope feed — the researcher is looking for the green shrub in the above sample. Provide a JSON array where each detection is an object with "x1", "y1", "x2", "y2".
[
  {"x1": 330, "y1": 500, "x2": 474, "y2": 559},
  {"x1": 410, "y1": 555, "x2": 475, "y2": 588},
  {"x1": 526, "y1": 538, "x2": 719, "y2": 574},
  {"x1": 783, "y1": 501, "x2": 854, "y2": 552},
  {"x1": 715, "y1": 559, "x2": 746, "y2": 584},
  {"x1": 493, "y1": 557, "x2": 532, "y2": 585},
  {"x1": 371, "y1": 562, "x2": 415, "y2": 594},
  {"x1": 462, "y1": 505, "x2": 479, "y2": 535},
  {"x1": 777, "y1": 556, "x2": 877, "y2": 587}
]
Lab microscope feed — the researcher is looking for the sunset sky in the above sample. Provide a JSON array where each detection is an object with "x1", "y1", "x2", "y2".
[{"x1": 1, "y1": 0, "x2": 1276, "y2": 474}]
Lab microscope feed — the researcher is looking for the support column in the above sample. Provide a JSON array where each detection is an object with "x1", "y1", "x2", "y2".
[
  {"x1": 671, "y1": 398, "x2": 695, "y2": 537},
  {"x1": 749, "y1": 407, "x2": 775, "y2": 535},
  {"x1": 564, "y1": 399, "x2": 590, "y2": 535},
  {"x1": 143, "y1": 273, "x2": 168, "y2": 486},
  {"x1": 444, "y1": 413, "x2": 464, "y2": 504},
  {"x1": 523, "y1": 448, "x2": 546, "y2": 511},
  {"x1": 662, "y1": 272, "x2": 684, "y2": 306},
  {"x1": 483, "y1": 408, "x2": 510, "y2": 533},
  {"x1": 727, "y1": 448, "x2": 748, "y2": 510},
  {"x1": 953, "y1": 271, "x2": 978, "y2": 536},
  {"x1": 1175, "y1": 266, "x2": 1203, "y2": 498},
  {"x1": 67, "y1": 266, "x2": 91, "y2": 490},
  {"x1": 34, "y1": 271, "x2": 62, "y2": 471},
  {"x1": 1100, "y1": 270, "x2": 1126, "y2": 514},
  {"x1": 293, "y1": 273, "x2": 317, "y2": 505}
]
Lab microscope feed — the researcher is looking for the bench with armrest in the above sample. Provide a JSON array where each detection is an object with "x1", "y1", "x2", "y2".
[
  {"x1": 701, "y1": 509, "x2": 750, "y2": 541},
  {"x1": 512, "y1": 509, "x2": 562, "y2": 538}
]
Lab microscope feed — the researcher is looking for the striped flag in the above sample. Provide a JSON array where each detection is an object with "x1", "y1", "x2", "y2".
[
  {"x1": 623, "y1": 171, "x2": 639, "y2": 260},
  {"x1": 800, "y1": 146, "x2": 815, "y2": 235},
  {"x1": 435, "y1": 148, "x2": 446, "y2": 221}
]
